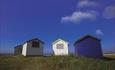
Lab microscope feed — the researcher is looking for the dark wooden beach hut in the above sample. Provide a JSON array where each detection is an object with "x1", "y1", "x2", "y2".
[{"x1": 74, "y1": 35, "x2": 103, "y2": 58}]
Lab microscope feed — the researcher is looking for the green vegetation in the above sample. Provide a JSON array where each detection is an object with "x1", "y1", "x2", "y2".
[{"x1": 0, "y1": 56, "x2": 115, "y2": 70}]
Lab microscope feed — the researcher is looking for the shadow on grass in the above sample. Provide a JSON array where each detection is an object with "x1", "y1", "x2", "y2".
[{"x1": 102, "y1": 56, "x2": 115, "y2": 61}]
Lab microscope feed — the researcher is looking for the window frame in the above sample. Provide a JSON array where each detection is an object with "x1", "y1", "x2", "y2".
[
  {"x1": 56, "y1": 44, "x2": 64, "y2": 49},
  {"x1": 32, "y1": 41, "x2": 40, "y2": 48}
]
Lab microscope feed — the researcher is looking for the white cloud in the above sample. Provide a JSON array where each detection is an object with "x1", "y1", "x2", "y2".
[
  {"x1": 61, "y1": 11, "x2": 98, "y2": 23},
  {"x1": 103, "y1": 6, "x2": 115, "y2": 19},
  {"x1": 61, "y1": 1, "x2": 99, "y2": 24},
  {"x1": 77, "y1": 1, "x2": 98, "y2": 8},
  {"x1": 96, "y1": 29, "x2": 104, "y2": 35}
]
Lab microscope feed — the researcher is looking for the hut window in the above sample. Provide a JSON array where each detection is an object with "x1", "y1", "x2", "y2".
[
  {"x1": 32, "y1": 41, "x2": 40, "y2": 47},
  {"x1": 56, "y1": 44, "x2": 64, "y2": 49}
]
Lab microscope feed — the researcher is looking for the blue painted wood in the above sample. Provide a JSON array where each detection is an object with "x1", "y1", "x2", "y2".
[{"x1": 75, "y1": 36, "x2": 103, "y2": 58}]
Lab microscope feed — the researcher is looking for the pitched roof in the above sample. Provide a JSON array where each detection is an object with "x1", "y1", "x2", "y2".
[
  {"x1": 26, "y1": 38, "x2": 45, "y2": 44},
  {"x1": 74, "y1": 35, "x2": 100, "y2": 45},
  {"x1": 52, "y1": 39, "x2": 68, "y2": 45},
  {"x1": 14, "y1": 45, "x2": 23, "y2": 48}
]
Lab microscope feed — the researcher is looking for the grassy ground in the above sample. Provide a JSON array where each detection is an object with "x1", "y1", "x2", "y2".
[{"x1": 0, "y1": 55, "x2": 115, "y2": 70}]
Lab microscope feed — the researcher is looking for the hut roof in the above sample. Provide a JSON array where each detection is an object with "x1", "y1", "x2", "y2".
[
  {"x1": 14, "y1": 45, "x2": 23, "y2": 48},
  {"x1": 74, "y1": 35, "x2": 100, "y2": 45},
  {"x1": 52, "y1": 38, "x2": 68, "y2": 45},
  {"x1": 26, "y1": 38, "x2": 45, "y2": 44}
]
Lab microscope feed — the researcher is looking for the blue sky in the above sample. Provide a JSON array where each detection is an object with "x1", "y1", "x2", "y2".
[{"x1": 0, "y1": 0, "x2": 115, "y2": 54}]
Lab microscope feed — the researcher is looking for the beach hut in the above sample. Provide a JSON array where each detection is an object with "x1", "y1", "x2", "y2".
[
  {"x1": 52, "y1": 39, "x2": 69, "y2": 56},
  {"x1": 14, "y1": 45, "x2": 23, "y2": 55},
  {"x1": 22, "y1": 38, "x2": 44, "y2": 56},
  {"x1": 14, "y1": 38, "x2": 44, "y2": 56},
  {"x1": 74, "y1": 35, "x2": 103, "y2": 58}
]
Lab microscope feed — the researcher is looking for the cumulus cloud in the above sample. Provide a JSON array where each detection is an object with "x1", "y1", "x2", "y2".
[
  {"x1": 103, "y1": 6, "x2": 115, "y2": 19},
  {"x1": 61, "y1": 0, "x2": 99, "y2": 24},
  {"x1": 77, "y1": 0, "x2": 98, "y2": 8},
  {"x1": 61, "y1": 11, "x2": 98, "y2": 23},
  {"x1": 96, "y1": 29, "x2": 104, "y2": 35}
]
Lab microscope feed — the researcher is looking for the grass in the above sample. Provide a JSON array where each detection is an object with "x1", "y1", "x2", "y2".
[{"x1": 0, "y1": 55, "x2": 115, "y2": 70}]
